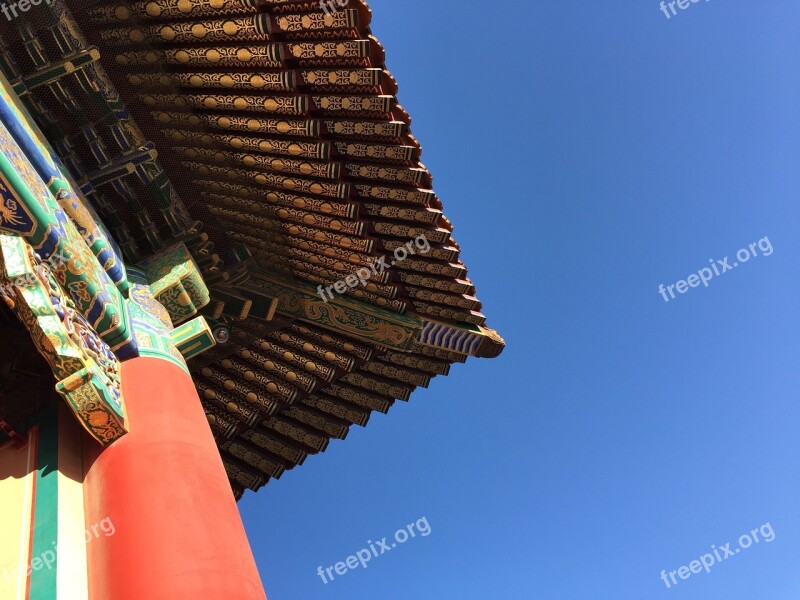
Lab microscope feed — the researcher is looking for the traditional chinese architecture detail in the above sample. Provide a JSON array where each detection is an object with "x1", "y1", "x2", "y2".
[
  {"x1": 139, "y1": 242, "x2": 211, "y2": 325},
  {"x1": 0, "y1": 94, "x2": 137, "y2": 359},
  {"x1": 418, "y1": 320, "x2": 506, "y2": 358},
  {"x1": 0, "y1": 0, "x2": 196, "y2": 265},
  {"x1": 126, "y1": 263, "x2": 217, "y2": 369},
  {"x1": 244, "y1": 273, "x2": 422, "y2": 351},
  {"x1": 171, "y1": 316, "x2": 217, "y2": 360},
  {"x1": 0, "y1": 74, "x2": 129, "y2": 295},
  {"x1": 0, "y1": 1, "x2": 507, "y2": 598},
  {"x1": 0, "y1": 0, "x2": 505, "y2": 529},
  {"x1": 0, "y1": 234, "x2": 126, "y2": 445},
  {"x1": 126, "y1": 270, "x2": 187, "y2": 372}
]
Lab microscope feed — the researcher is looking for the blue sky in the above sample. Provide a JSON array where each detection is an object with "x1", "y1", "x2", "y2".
[{"x1": 240, "y1": 1, "x2": 800, "y2": 598}]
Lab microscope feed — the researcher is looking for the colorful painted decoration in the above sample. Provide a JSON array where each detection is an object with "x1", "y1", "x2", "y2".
[
  {"x1": 171, "y1": 317, "x2": 217, "y2": 361},
  {"x1": 0, "y1": 115, "x2": 137, "y2": 358},
  {"x1": 0, "y1": 234, "x2": 127, "y2": 445},
  {"x1": 125, "y1": 270, "x2": 186, "y2": 373},
  {"x1": 139, "y1": 243, "x2": 211, "y2": 325},
  {"x1": 125, "y1": 267, "x2": 211, "y2": 367},
  {"x1": 0, "y1": 72, "x2": 130, "y2": 296}
]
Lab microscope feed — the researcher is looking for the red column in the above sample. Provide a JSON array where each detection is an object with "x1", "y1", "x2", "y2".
[{"x1": 83, "y1": 357, "x2": 267, "y2": 600}]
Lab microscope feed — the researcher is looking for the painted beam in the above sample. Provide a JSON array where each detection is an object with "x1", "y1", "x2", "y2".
[
  {"x1": 243, "y1": 272, "x2": 422, "y2": 351},
  {"x1": 0, "y1": 111, "x2": 136, "y2": 358},
  {"x1": 0, "y1": 71, "x2": 129, "y2": 296}
]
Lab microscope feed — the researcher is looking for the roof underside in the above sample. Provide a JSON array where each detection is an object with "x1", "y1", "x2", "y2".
[{"x1": 0, "y1": 0, "x2": 503, "y2": 498}]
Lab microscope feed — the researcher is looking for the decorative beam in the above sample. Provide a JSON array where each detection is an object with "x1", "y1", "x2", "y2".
[
  {"x1": 0, "y1": 94, "x2": 136, "y2": 357},
  {"x1": 0, "y1": 72, "x2": 129, "y2": 295},
  {"x1": 242, "y1": 272, "x2": 422, "y2": 351},
  {"x1": 238, "y1": 271, "x2": 504, "y2": 357}
]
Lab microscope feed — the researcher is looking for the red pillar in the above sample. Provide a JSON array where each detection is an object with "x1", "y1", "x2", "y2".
[{"x1": 83, "y1": 357, "x2": 267, "y2": 600}]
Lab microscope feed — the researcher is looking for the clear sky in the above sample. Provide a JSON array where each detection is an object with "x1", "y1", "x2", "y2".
[{"x1": 239, "y1": 1, "x2": 800, "y2": 598}]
